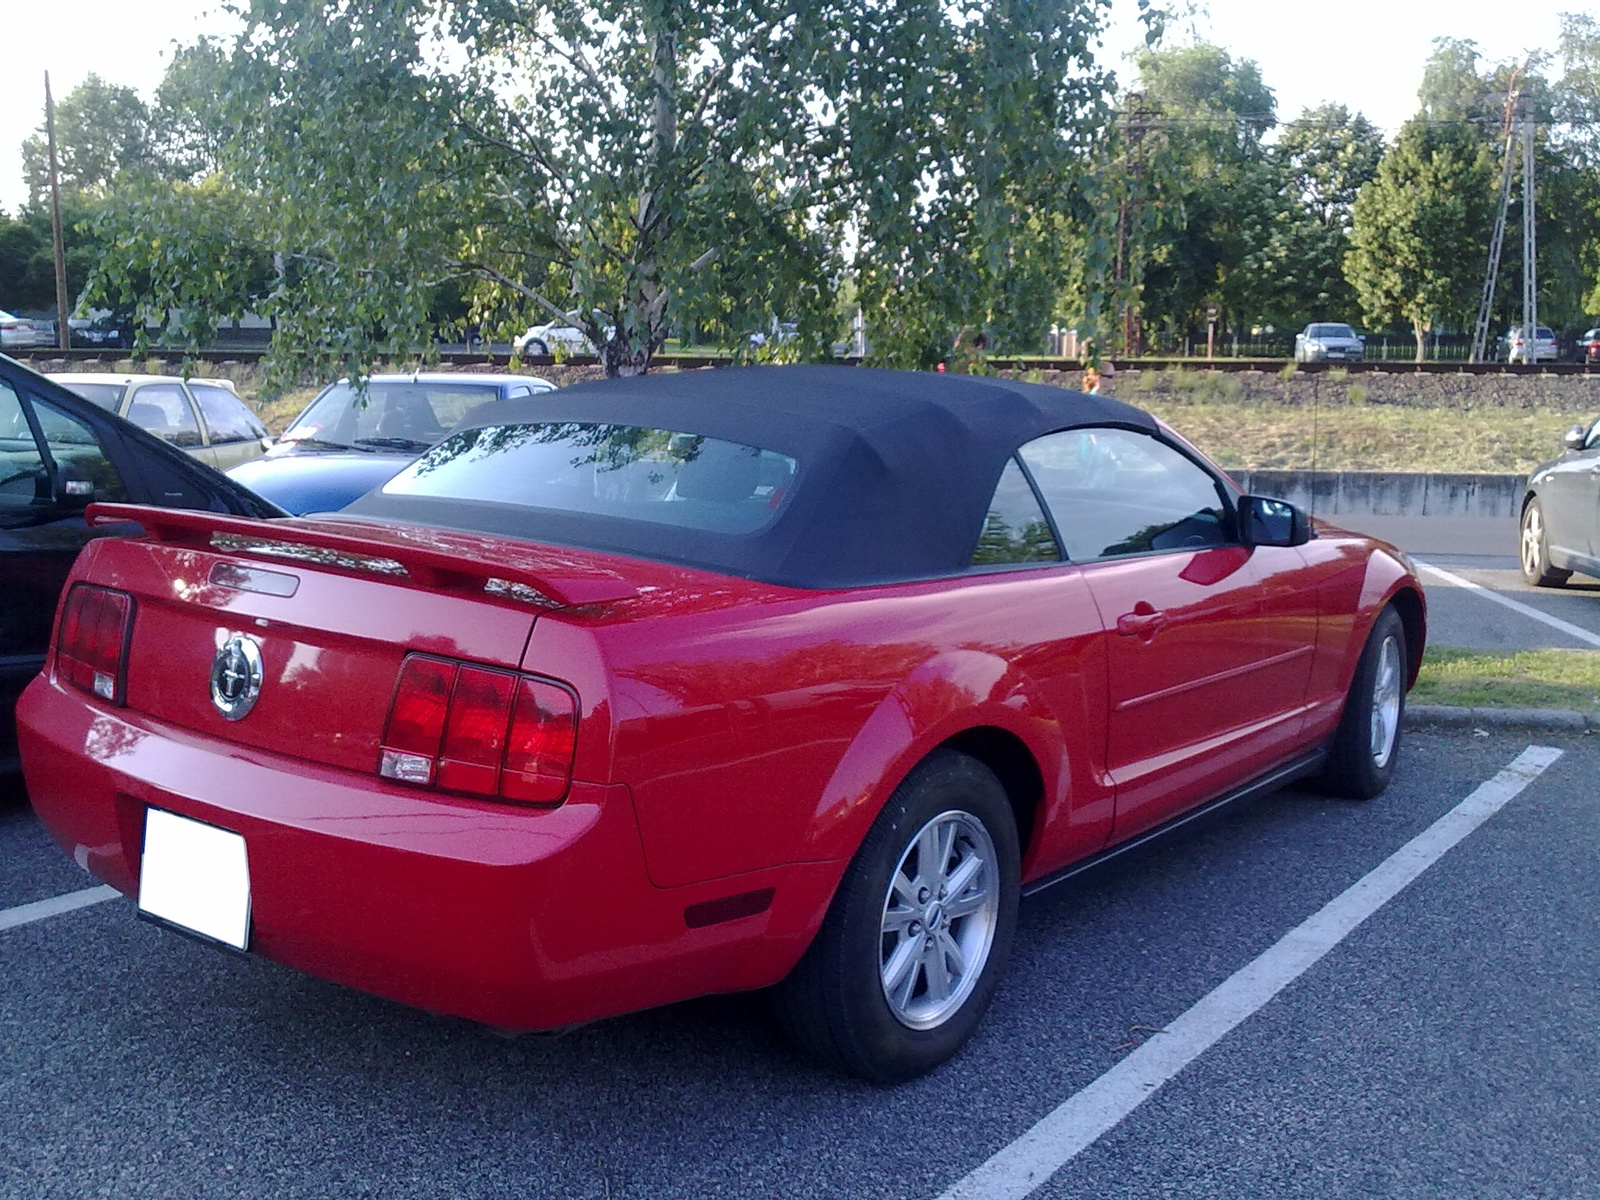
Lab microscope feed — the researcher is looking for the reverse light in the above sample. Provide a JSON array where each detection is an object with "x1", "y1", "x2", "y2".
[
  {"x1": 379, "y1": 653, "x2": 577, "y2": 805},
  {"x1": 57, "y1": 585, "x2": 133, "y2": 704}
]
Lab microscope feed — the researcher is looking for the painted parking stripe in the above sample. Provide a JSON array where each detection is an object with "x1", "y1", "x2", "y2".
[
  {"x1": 937, "y1": 744, "x2": 1563, "y2": 1200},
  {"x1": 0, "y1": 885, "x2": 120, "y2": 933},
  {"x1": 1418, "y1": 561, "x2": 1600, "y2": 650}
]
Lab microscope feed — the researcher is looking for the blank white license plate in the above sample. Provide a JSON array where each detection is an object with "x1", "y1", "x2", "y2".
[{"x1": 137, "y1": 808, "x2": 252, "y2": 950}]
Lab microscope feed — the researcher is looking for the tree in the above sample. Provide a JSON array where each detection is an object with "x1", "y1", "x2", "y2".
[
  {"x1": 87, "y1": 0, "x2": 1125, "y2": 379},
  {"x1": 1112, "y1": 43, "x2": 1281, "y2": 352},
  {"x1": 843, "y1": 0, "x2": 1118, "y2": 366},
  {"x1": 1243, "y1": 104, "x2": 1384, "y2": 332},
  {"x1": 20, "y1": 76, "x2": 153, "y2": 206},
  {"x1": 1345, "y1": 119, "x2": 1495, "y2": 360}
]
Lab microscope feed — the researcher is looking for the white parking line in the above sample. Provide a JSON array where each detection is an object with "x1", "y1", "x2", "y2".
[
  {"x1": 0, "y1": 884, "x2": 120, "y2": 933},
  {"x1": 937, "y1": 744, "x2": 1563, "y2": 1200},
  {"x1": 1417, "y1": 561, "x2": 1600, "y2": 650}
]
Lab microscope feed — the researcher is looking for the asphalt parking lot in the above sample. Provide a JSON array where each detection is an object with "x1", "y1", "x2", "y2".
[{"x1": 4, "y1": 730, "x2": 1595, "y2": 1200}]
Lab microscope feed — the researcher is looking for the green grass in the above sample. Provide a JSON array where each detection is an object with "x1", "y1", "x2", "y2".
[
  {"x1": 1411, "y1": 646, "x2": 1600, "y2": 712},
  {"x1": 1143, "y1": 401, "x2": 1575, "y2": 474}
]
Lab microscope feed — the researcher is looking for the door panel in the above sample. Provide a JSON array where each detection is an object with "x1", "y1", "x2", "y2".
[{"x1": 1021, "y1": 426, "x2": 1313, "y2": 840}]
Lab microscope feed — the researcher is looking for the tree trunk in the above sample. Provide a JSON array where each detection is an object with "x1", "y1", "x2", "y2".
[{"x1": 1411, "y1": 315, "x2": 1429, "y2": 364}]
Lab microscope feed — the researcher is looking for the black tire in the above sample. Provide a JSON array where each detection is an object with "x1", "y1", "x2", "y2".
[
  {"x1": 1320, "y1": 606, "x2": 1407, "y2": 800},
  {"x1": 773, "y1": 750, "x2": 1020, "y2": 1083},
  {"x1": 1520, "y1": 498, "x2": 1571, "y2": 587},
  {"x1": 526, "y1": 339, "x2": 549, "y2": 357}
]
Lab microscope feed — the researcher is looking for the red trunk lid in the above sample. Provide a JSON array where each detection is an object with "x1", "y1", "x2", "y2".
[{"x1": 68, "y1": 506, "x2": 642, "y2": 774}]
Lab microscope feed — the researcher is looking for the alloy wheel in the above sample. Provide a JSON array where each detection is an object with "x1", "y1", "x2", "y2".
[
  {"x1": 1368, "y1": 634, "x2": 1402, "y2": 769},
  {"x1": 878, "y1": 810, "x2": 999, "y2": 1030}
]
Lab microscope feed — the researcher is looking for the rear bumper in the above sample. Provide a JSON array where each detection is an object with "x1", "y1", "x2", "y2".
[{"x1": 17, "y1": 676, "x2": 840, "y2": 1029}]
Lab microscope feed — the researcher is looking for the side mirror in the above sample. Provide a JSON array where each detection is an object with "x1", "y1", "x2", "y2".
[
  {"x1": 1563, "y1": 425, "x2": 1587, "y2": 452},
  {"x1": 1239, "y1": 494, "x2": 1312, "y2": 547},
  {"x1": 53, "y1": 461, "x2": 96, "y2": 510}
]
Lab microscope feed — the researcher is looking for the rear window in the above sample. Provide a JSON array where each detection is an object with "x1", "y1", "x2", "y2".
[
  {"x1": 285, "y1": 381, "x2": 505, "y2": 447},
  {"x1": 382, "y1": 422, "x2": 798, "y2": 535},
  {"x1": 55, "y1": 381, "x2": 125, "y2": 411}
]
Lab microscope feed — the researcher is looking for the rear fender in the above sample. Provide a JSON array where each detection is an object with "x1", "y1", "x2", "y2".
[{"x1": 797, "y1": 648, "x2": 1062, "y2": 864}]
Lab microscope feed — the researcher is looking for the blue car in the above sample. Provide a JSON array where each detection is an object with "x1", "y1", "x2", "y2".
[{"x1": 229, "y1": 373, "x2": 556, "y2": 514}]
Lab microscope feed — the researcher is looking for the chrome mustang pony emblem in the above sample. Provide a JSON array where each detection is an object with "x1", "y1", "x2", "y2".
[{"x1": 210, "y1": 634, "x2": 264, "y2": 721}]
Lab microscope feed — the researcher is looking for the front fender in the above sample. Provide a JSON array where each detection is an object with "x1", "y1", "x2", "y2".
[
  {"x1": 1349, "y1": 548, "x2": 1427, "y2": 688},
  {"x1": 797, "y1": 648, "x2": 1064, "y2": 864}
]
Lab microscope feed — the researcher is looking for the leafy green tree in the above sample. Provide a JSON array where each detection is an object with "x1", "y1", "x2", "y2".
[
  {"x1": 845, "y1": 0, "x2": 1118, "y2": 366},
  {"x1": 1345, "y1": 119, "x2": 1495, "y2": 360},
  {"x1": 1114, "y1": 43, "x2": 1280, "y2": 352},
  {"x1": 1244, "y1": 104, "x2": 1384, "y2": 332},
  {"x1": 87, "y1": 0, "x2": 1125, "y2": 379},
  {"x1": 21, "y1": 76, "x2": 153, "y2": 206}
]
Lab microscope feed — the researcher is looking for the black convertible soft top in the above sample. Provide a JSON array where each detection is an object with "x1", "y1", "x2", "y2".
[{"x1": 341, "y1": 365, "x2": 1161, "y2": 588}]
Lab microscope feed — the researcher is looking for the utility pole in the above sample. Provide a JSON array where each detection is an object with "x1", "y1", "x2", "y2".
[
  {"x1": 1521, "y1": 99, "x2": 1537, "y2": 356},
  {"x1": 45, "y1": 72, "x2": 70, "y2": 352},
  {"x1": 1113, "y1": 93, "x2": 1151, "y2": 358}
]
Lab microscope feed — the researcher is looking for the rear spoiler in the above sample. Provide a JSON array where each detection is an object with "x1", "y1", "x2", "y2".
[{"x1": 86, "y1": 503, "x2": 640, "y2": 607}]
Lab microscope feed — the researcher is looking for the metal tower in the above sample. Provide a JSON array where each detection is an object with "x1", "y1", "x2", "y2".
[{"x1": 1470, "y1": 80, "x2": 1523, "y2": 364}]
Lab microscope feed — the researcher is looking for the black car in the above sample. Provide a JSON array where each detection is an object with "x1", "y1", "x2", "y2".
[{"x1": 0, "y1": 353, "x2": 283, "y2": 771}]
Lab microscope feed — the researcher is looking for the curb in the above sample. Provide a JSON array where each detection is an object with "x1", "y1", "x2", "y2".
[{"x1": 1405, "y1": 704, "x2": 1595, "y2": 732}]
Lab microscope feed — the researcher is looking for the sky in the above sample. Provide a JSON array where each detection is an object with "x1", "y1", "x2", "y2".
[{"x1": 0, "y1": 0, "x2": 1581, "y2": 216}]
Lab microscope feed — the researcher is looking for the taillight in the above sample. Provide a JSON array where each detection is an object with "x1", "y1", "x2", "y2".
[
  {"x1": 57, "y1": 584, "x2": 134, "y2": 703},
  {"x1": 379, "y1": 653, "x2": 577, "y2": 805}
]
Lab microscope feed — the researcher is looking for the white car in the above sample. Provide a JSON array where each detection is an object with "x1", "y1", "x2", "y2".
[
  {"x1": 48, "y1": 373, "x2": 273, "y2": 471},
  {"x1": 1294, "y1": 322, "x2": 1365, "y2": 363},
  {"x1": 1503, "y1": 325, "x2": 1559, "y2": 364},
  {"x1": 0, "y1": 311, "x2": 44, "y2": 350},
  {"x1": 514, "y1": 316, "x2": 599, "y2": 357}
]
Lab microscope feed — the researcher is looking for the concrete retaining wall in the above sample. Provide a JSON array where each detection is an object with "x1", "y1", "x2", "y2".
[{"x1": 1232, "y1": 470, "x2": 1527, "y2": 519}]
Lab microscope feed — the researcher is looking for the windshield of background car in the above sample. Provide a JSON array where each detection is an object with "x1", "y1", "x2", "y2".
[
  {"x1": 283, "y1": 381, "x2": 505, "y2": 448},
  {"x1": 1310, "y1": 324, "x2": 1355, "y2": 338},
  {"x1": 382, "y1": 422, "x2": 798, "y2": 536},
  {"x1": 55, "y1": 381, "x2": 125, "y2": 411}
]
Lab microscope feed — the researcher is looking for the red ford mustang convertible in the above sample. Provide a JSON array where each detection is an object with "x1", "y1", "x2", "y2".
[{"x1": 19, "y1": 367, "x2": 1424, "y2": 1081}]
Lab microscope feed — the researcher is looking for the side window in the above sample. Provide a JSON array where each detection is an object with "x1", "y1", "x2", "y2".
[
  {"x1": 126, "y1": 383, "x2": 203, "y2": 448},
  {"x1": 30, "y1": 396, "x2": 128, "y2": 503},
  {"x1": 189, "y1": 383, "x2": 265, "y2": 444},
  {"x1": 0, "y1": 380, "x2": 49, "y2": 511},
  {"x1": 972, "y1": 458, "x2": 1060, "y2": 567},
  {"x1": 1584, "y1": 420, "x2": 1600, "y2": 452},
  {"x1": 505, "y1": 385, "x2": 533, "y2": 400},
  {"x1": 1019, "y1": 427, "x2": 1230, "y2": 562}
]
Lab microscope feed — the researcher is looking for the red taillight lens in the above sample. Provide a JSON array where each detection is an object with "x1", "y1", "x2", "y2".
[
  {"x1": 379, "y1": 655, "x2": 455, "y2": 784},
  {"x1": 502, "y1": 678, "x2": 578, "y2": 804},
  {"x1": 57, "y1": 585, "x2": 133, "y2": 703},
  {"x1": 437, "y1": 665, "x2": 515, "y2": 795},
  {"x1": 380, "y1": 654, "x2": 577, "y2": 805}
]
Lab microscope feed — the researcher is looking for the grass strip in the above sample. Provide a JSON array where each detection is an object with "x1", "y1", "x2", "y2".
[{"x1": 1411, "y1": 645, "x2": 1600, "y2": 713}]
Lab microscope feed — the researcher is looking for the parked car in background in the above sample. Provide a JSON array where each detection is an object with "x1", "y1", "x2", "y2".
[
  {"x1": 1575, "y1": 328, "x2": 1600, "y2": 363},
  {"x1": 1503, "y1": 325, "x2": 1559, "y2": 363},
  {"x1": 513, "y1": 315, "x2": 615, "y2": 357},
  {"x1": 0, "y1": 311, "x2": 44, "y2": 350},
  {"x1": 67, "y1": 312, "x2": 135, "y2": 350},
  {"x1": 0, "y1": 353, "x2": 283, "y2": 771},
  {"x1": 228, "y1": 372, "x2": 556, "y2": 514},
  {"x1": 1293, "y1": 323, "x2": 1365, "y2": 362},
  {"x1": 19, "y1": 366, "x2": 1424, "y2": 1081},
  {"x1": 49, "y1": 373, "x2": 272, "y2": 472}
]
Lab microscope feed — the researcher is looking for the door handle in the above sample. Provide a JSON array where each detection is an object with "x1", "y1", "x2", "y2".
[{"x1": 1116, "y1": 603, "x2": 1167, "y2": 638}]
